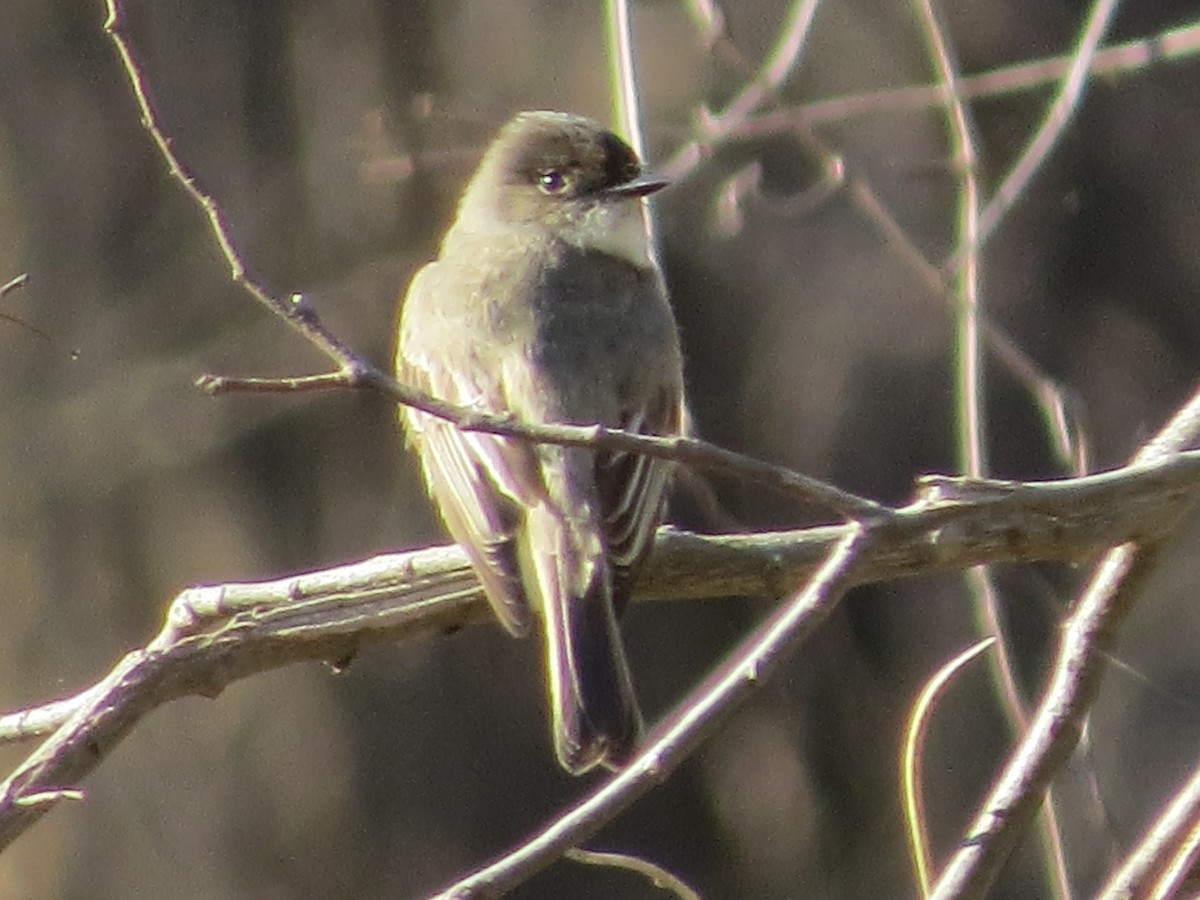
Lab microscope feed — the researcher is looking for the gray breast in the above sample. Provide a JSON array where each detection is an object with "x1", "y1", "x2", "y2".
[{"x1": 526, "y1": 246, "x2": 678, "y2": 422}]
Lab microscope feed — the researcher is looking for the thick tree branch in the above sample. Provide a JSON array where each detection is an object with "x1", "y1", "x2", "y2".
[{"x1": 3, "y1": 454, "x2": 1200, "y2": 851}]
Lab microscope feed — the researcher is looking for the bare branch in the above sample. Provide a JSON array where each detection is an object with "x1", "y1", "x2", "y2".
[
  {"x1": 212, "y1": 360, "x2": 889, "y2": 519},
  {"x1": 930, "y1": 382, "x2": 1200, "y2": 900},
  {"x1": 603, "y1": 0, "x2": 647, "y2": 162},
  {"x1": 1099, "y1": 748, "x2": 1200, "y2": 898},
  {"x1": 666, "y1": 0, "x2": 822, "y2": 179},
  {"x1": 741, "y1": 20, "x2": 1200, "y2": 131},
  {"x1": 102, "y1": 3, "x2": 357, "y2": 370}
]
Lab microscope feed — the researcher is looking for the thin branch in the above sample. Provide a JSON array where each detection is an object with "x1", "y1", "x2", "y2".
[
  {"x1": 102, "y1": 4, "x2": 358, "y2": 368},
  {"x1": 911, "y1": 3, "x2": 1072, "y2": 896},
  {"x1": 665, "y1": 0, "x2": 822, "y2": 179},
  {"x1": 910, "y1": 0, "x2": 985, "y2": 473},
  {"x1": 844, "y1": 172, "x2": 1083, "y2": 469},
  {"x1": 0, "y1": 273, "x2": 27, "y2": 298},
  {"x1": 602, "y1": 0, "x2": 665, "y2": 268},
  {"x1": 214, "y1": 361, "x2": 886, "y2": 518},
  {"x1": 200, "y1": 362, "x2": 882, "y2": 519},
  {"x1": 950, "y1": 0, "x2": 1123, "y2": 268},
  {"x1": 196, "y1": 371, "x2": 351, "y2": 394},
  {"x1": 737, "y1": 20, "x2": 1200, "y2": 134},
  {"x1": 431, "y1": 525, "x2": 870, "y2": 898},
  {"x1": 1148, "y1": 816, "x2": 1200, "y2": 900},
  {"x1": 1098, "y1": 746, "x2": 1200, "y2": 898},
  {"x1": 929, "y1": 382, "x2": 1200, "y2": 900},
  {"x1": 603, "y1": 0, "x2": 646, "y2": 163}
]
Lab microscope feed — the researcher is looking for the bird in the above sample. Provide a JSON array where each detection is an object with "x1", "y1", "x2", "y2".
[{"x1": 395, "y1": 110, "x2": 685, "y2": 774}]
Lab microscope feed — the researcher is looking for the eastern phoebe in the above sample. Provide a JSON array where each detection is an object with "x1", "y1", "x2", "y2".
[{"x1": 396, "y1": 110, "x2": 685, "y2": 774}]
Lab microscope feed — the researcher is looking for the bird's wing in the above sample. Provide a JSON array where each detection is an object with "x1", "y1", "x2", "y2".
[
  {"x1": 595, "y1": 382, "x2": 685, "y2": 613},
  {"x1": 397, "y1": 264, "x2": 545, "y2": 637}
]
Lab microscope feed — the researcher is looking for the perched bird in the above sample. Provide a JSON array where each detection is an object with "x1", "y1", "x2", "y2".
[{"x1": 396, "y1": 110, "x2": 685, "y2": 774}]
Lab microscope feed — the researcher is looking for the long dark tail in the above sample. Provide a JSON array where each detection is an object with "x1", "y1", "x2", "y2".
[{"x1": 525, "y1": 506, "x2": 642, "y2": 774}]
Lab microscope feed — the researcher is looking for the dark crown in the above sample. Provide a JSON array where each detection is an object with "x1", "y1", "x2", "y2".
[{"x1": 499, "y1": 112, "x2": 642, "y2": 198}]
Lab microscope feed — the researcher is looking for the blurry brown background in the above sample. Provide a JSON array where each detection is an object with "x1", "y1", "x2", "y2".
[{"x1": 1, "y1": 1, "x2": 1200, "y2": 897}]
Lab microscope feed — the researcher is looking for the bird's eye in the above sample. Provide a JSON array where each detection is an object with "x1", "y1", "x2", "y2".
[{"x1": 537, "y1": 170, "x2": 568, "y2": 194}]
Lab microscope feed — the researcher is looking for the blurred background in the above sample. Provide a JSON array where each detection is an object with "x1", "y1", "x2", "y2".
[{"x1": 1, "y1": 1, "x2": 1200, "y2": 897}]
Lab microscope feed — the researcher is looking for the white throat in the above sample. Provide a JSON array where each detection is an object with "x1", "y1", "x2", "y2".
[{"x1": 559, "y1": 199, "x2": 654, "y2": 268}]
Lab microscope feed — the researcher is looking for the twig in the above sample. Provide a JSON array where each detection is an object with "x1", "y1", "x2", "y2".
[
  {"x1": 603, "y1": 0, "x2": 646, "y2": 163},
  {"x1": 602, "y1": 0, "x2": 665, "y2": 267},
  {"x1": 910, "y1": 0, "x2": 984, "y2": 473},
  {"x1": 565, "y1": 848, "x2": 702, "y2": 900},
  {"x1": 206, "y1": 363, "x2": 884, "y2": 519},
  {"x1": 733, "y1": 20, "x2": 1200, "y2": 137},
  {"x1": 843, "y1": 171, "x2": 1084, "y2": 470},
  {"x1": 665, "y1": 0, "x2": 821, "y2": 179},
  {"x1": 902, "y1": 637, "x2": 995, "y2": 896},
  {"x1": 949, "y1": 0, "x2": 1124, "y2": 268},
  {"x1": 103, "y1": 1, "x2": 361, "y2": 368},
  {"x1": 0, "y1": 273, "x2": 28, "y2": 298},
  {"x1": 1098, "y1": 748, "x2": 1200, "y2": 898}
]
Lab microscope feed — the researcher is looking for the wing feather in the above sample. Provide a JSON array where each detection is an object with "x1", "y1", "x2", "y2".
[
  {"x1": 596, "y1": 385, "x2": 683, "y2": 612},
  {"x1": 397, "y1": 264, "x2": 546, "y2": 636}
]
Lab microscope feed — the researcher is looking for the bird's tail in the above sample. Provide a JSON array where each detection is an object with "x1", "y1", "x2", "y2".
[{"x1": 524, "y1": 504, "x2": 642, "y2": 774}]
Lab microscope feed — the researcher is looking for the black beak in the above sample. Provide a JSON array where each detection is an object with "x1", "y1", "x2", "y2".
[{"x1": 604, "y1": 171, "x2": 669, "y2": 198}]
